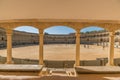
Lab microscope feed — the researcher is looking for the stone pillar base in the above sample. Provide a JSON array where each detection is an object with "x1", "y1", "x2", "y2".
[
  {"x1": 39, "y1": 67, "x2": 48, "y2": 76},
  {"x1": 39, "y1": 63, "x2": 45, "y2": 66},
  {"x1": 74, "y1": 63, "x2": 79, "y2": 67},
  {"x1": 106, "y1": 63, "x2": 114, "y2": 66}
]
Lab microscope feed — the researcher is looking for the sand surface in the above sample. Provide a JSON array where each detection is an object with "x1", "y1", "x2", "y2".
[{"x1": 0, "y1": 44, "x2": 119, "y2": 60}]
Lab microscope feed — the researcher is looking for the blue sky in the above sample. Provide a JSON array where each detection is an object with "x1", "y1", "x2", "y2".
[
  {"x1": 80, "y1": 27, "x2": 104, "y2": 32},
  {"x1": 15, "y1": 26, "x2": 104, "y2": 34},
  {"x1": 15, "y1": 26, "x2": 39, "y2": 33}
]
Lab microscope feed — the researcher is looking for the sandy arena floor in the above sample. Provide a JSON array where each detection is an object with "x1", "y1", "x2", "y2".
[{"x1": 0, "y1": 44, "x2": 119, "y2": 61}]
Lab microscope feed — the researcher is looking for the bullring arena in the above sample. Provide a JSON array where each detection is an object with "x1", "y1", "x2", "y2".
[
  {"x1": 1, "y1": 0, "x2": 120, "y2": 80},
  {"x1": 0, "y1": 28, "x2": 120, "y2": 66},
  {"x1": 0, "y1": 19, "x2": 120, "y2": 80}
]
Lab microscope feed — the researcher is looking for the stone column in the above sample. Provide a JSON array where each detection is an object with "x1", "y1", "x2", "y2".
[
  {"x1": 39, "y1": 29, "x2": 44, "y2": 65},
  {"x1": 75, "y1": 29, "x2": 80, "y2": 66},
  {"x1": 6, "y1": 29, "x2": 13, "y2": 64},
  {"x1": 107, "y1": 32, "x2": 115, "y2": 66}
]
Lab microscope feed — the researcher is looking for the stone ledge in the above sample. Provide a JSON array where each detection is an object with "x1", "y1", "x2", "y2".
[
  {"x1": 0, "y1": 64, "x2": 43, "y2": 72},
  {"x1": 75, "y1": 66, "x2": 120, "y2": 74}
]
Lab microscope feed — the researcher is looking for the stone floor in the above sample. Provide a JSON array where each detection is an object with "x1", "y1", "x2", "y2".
[
  {"x1": 0, "y1": 75, "x2": 78, "y2": 80},
  {"x1": 0, "y1": 74, "x2": 120, "y2": 80},
  {"x1": 0, "y1": 65, "x2": 120, "y2": 80}
]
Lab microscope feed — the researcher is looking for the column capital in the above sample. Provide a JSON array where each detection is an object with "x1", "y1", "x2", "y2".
[
  {"x1": 109, "y1": 32, "x2": 115, "y2": 36},
  {"x1": 75, "y1": 29, "x2": 80, "y2": 38},
  {"x1": 76, "y1": 29, "x2": 80, "y2": 34},
  {"x1": 39, "y1": 29, "x2": 44, "y2": 34},
  {"x1": 6, "y1": 29, "x2": 13, "y2": 35},
  {"x1": 76, "y1": 33, "x2": 80, "y2": 37}
]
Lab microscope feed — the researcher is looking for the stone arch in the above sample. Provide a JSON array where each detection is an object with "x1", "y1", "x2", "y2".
[
  {"x1": 0, "y1": 23, "x2": 13, "y2": 30},
  {"x1": 114, "y1": 25, "x2": 120, "y2": 32},
  {"x1": 80, "y1": 26, "x2": 110, "y2": 66},
  {"x1": 0, "y1": 27, "x2": 7, "y2": 40},
  {"x1": 12, "y1": 22, "x2": 39, "y2": 30},
  {"x1": 0, "y1": 26, "x2": 7, "y2": 40},
  {"x1": 0, "y1": 27, "x2": 6, "y2": 30},
  {"x1": 43, "y1": 25, "x2": 76, "y2": 65},
  {"x1": 114, "y1": 27, "x2": 120, "y2": 44},
  {"x1": 12, "y1": 26, "x2": 39, "y2": 64}
]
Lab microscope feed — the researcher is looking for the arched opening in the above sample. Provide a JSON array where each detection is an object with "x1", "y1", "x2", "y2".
[
  {"x1": 80, "y1": 26, "x2": 109, "y2": 66},
  {"x1": 0, "y1": 28, "x2": 7, "y2": 63},
  {"x1": 13, "y1": 26, "x2": 39, "y2": 64},
  {"x1": 44, "y1": 26, "x2": 76, "y2": 68},
  {"x1": 114, "y1": 29, "x2": 120, "y2": 66}
]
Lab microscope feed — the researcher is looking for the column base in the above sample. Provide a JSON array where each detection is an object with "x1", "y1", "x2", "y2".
[
  {"x1": 5, "y1": 61, "x2": 14, "y2": 64},
  {"x1": 106, "y1": 63, "x2": 114, "y2": 66},
  {"x1": 74, "y1": 63, "x2": 80, "y2": 67},
  {"x1": 39, "y1": 62, "x2": 45, "y2": 66}
]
